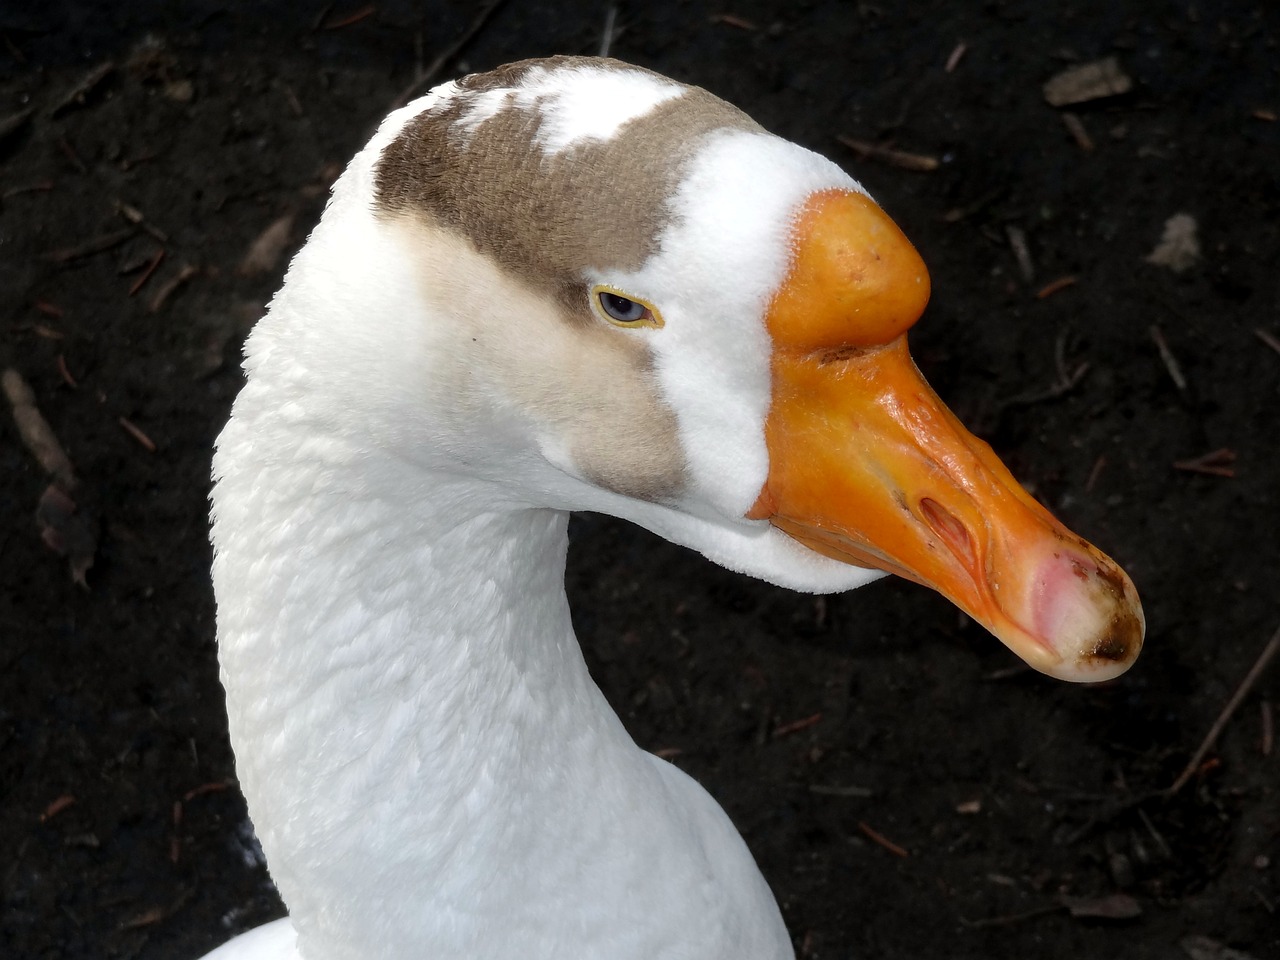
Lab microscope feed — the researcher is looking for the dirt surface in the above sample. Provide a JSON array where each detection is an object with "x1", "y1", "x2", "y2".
[{"x1": 2, "y1": 2, "x2": 1278, "y2": 958}]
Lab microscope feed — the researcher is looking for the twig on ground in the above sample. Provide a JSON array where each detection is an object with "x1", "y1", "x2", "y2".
[
  {"x1": 183, "y1": 781, "x2": 232, "y2": 802},
  {"x1": 1085, "y1": 455, "x2": 1107, "y2": 493},
  {"x1": 857, "y1": 821, "x2": 909, "y2": 857},
  {"x1": 171, "y1": 800, "x2": 184, "y2": 863},
  {"x1": 808, "y1": 783, "x2": 874, "y2": 798},
  {"x1": 311, "y1": 3, "x2": 335, "y2": 30},
  {"x1": 1173, "y1": 448, "x2": 1235, "y2": 479},
  {"x1": 1053, "y1": 328, "x2": 1089, "y2": 387},
  {"x1": 1060, "y1": 893, "x2": 1141, "y2": 919},
  {"x1": 121, "y1": 905, "x2": 174, "y2": 931},
  {"x1": 1252, "y1": 888, "x2": 1276, "y2": 914},
  {"x1": 40, "y1": 794, "x2": 77, "y2": 822},
  {"x1": 57, "y1": 136, "x2": 88, "y2": 173},
  {"x1": 115, "y1": 200, "x2": 169, "y2": 243},
  {"x1": 941, "y1": 187, "x2": 1004, "y2": 223},
  {"x1": 1254, "y1": 328, "x2": 1280, "y2": 358},
  {"x1": 1182, "y1": 933, "x2": 1266, "y2": 960},
  {"x1": 319, "y1": 4, "x2": 376, "y2": 29},
  {"x1": 964, "y1": 892, "x2": 1139, "y2": 929},
  {"x1": 982, "y1": 664, "x2": 1033, "y2": 680},
  {"x1": 1149, "y1": 324, "x2": 1188, "y2": 393},
  {"x1": 120, "y1": 250, "x2": 152, "y2": 274},
  {"x1": 798, "y1": 930, "x2": 814, "y2": 958},
  {"x1": 1136, "y1": 806, "x2": 1173, "y2": 860},
  {"x1": 1004, "y1": 328, "x2": 1090, "y2": 407},
  {"x1": 56, "y1": 354, "x2": 78, "y2": 389},
  {"x1": 390, "y1": 0, "x2": 508, "y2": 109},
  {"x1": 773, "y1": 712, "x2": 822, "y2": 738},
  {"x1": 51, "y1": 61, "x2": 115, "y2": 116},
  {"x1": 122, "y1": 911, "x2": 170, "y2": 931},
  {"x1": 1060, "y1": 112, "x2": 1095, "y2": 151},
  {"x1": 120, "y1": 150, "x2": 159, "y2": 172},
  {"x1": 1006, "y1": 225, "x2": 1034, "y2": 282},
  {"x1": 710, "y1": 13, "x2": 759, "y2": 30},
  {"x1": 836, "y1": 135, "x2": 939, "y2": 172},
  {"x1": 148, "y1": 263, "x2": 198, "y2": 313},
  {"x1": 128, "y1": 249, "x2": 166, "y2": 296},
  {"x1": 118, "y1": 416, "x2": 157, "y2": 453},
  {"x1": 945, "y1": 42, "x2": 967, "y2": 73},
  {"x1": 3, "y1": 32, "x2": 25, "y2": 63},
  {"x1": 959, "y1": 904, "x2": 1060, "y2": 928},
  {"x1": 1036, "y1": 275, "x2": 1077, "y2": 299},
  {"x1": 42, "y1": 228, "x2": 134, "y2": 264},
  {"x1": 0, "y1": 107, "x2": 32, "y2": 143},
  {"x1": 3, "y1": 179, "x2": 55, "y2": 199},
  {"x1": 282, "y1": 84, "x2": 304, "y2": 117},
  {"x1": 1168, "y1": 624, "x2": 1280, "y2": 795}
]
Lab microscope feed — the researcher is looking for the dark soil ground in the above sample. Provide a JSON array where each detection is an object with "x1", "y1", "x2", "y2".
[{"x1": 2, "y1": 2, "x2": 1278, "y2": 958}]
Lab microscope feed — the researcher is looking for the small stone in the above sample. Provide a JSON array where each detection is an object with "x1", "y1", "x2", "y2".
[
  {"x1": 165, "y1": 79, "x2": 195, "y2": 103},
  {"x1": 1145, "y1": 213, "x2": 1201, "y2": 273},
  {"x1": 1109, "y1": 851, "x2": 1135, "y2": 888}
]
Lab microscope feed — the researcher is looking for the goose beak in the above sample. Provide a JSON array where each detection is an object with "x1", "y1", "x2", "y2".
[{"x1": 748, "y1": 190, "x2": 1144, "y2": 682}]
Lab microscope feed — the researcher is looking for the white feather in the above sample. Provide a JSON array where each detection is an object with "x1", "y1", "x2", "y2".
[
  {"x1": 207, "y1": 61, "x2": 881, "y2": 960},
  {"x1": 453, "y1": 60, "x2": 686, "y2": 153}
]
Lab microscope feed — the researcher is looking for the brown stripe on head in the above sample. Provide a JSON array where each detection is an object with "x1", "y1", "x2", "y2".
[{"x1": 373, "y1": 56, "x2": 762, "y2": 320}]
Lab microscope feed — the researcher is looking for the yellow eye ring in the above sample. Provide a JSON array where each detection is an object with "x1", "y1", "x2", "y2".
[{"x1": 590, "y1": 284, "x2": 663, "y2": 329}]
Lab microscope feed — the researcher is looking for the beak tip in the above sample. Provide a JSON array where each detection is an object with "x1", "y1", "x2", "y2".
[
  {"x1": 1038, "y1": 596, "x2": 1146, "y2": 684},
  {"x1": 1002, "y1": 542, "x2": 1144, "y2": 683}
]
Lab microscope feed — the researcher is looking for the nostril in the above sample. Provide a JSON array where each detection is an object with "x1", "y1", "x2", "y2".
[{"x1": 919, "y1": 497, "x2": 976, "y2": 569}]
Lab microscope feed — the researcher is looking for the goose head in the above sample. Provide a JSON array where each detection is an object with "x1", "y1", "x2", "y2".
[{"x1": 235, "y1": 55, "x2": 1142, "y2": 683}]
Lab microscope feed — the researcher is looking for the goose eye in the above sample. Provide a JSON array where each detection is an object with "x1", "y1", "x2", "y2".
[
  {"x1": 598, "y1": 291, "x2": 649, "y2": 323},
  {"x1": 590, "y1": 284, "x2": 663, "y2": 329}
]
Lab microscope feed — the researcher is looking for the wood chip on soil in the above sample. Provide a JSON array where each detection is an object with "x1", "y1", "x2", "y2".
[
  {"x1": 1043, "y1": 56, "x2": 1132, "y2": 107},
  {"x1": 239, "y1": 212, "x2": 297, "y2": 276},
  {"x1": 1059, "y1": 893, "x2": 1142, "y2": 920},
  {"x1": 3, "y1": 368, "x2": 77, "y2": 489},
  {"x1": 1181, "y1": 934, "x2": 1262, "y2": 960},
  {"x1": 51, "y1": 61, "x2": 115, "y2": 116}
]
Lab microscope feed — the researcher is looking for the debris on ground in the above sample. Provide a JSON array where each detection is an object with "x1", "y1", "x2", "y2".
[
  {"x1": 1043, "y1": 56, "x2": 1133, "y2": 107},
  {"x1": 1146, "y1": 213, "x2": 1201, "y2": 272}
]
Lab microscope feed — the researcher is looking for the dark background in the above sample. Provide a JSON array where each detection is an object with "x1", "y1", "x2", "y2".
[{"x1": 2, "y1": 2, "x2": 1277, "y2": 958}]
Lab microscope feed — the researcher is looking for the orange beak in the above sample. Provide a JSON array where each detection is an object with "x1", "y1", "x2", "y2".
[{"x1": 749, "y1": 190, "x2": 1144, "y2": 681}]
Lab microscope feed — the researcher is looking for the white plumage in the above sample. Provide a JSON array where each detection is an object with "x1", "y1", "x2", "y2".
[{"x1": 206, "y1": 57, "x2": 1142, "y2": 960}]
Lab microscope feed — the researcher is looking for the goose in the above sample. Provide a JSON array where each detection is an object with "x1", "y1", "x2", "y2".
[{"x1": 205, "y1": 56, "x2": 1144, "y2": 960}]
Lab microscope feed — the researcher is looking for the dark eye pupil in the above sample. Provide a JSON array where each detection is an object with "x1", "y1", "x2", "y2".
[{"x1": 599, "y1": 292, "x2": 646, "y2": 323}]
